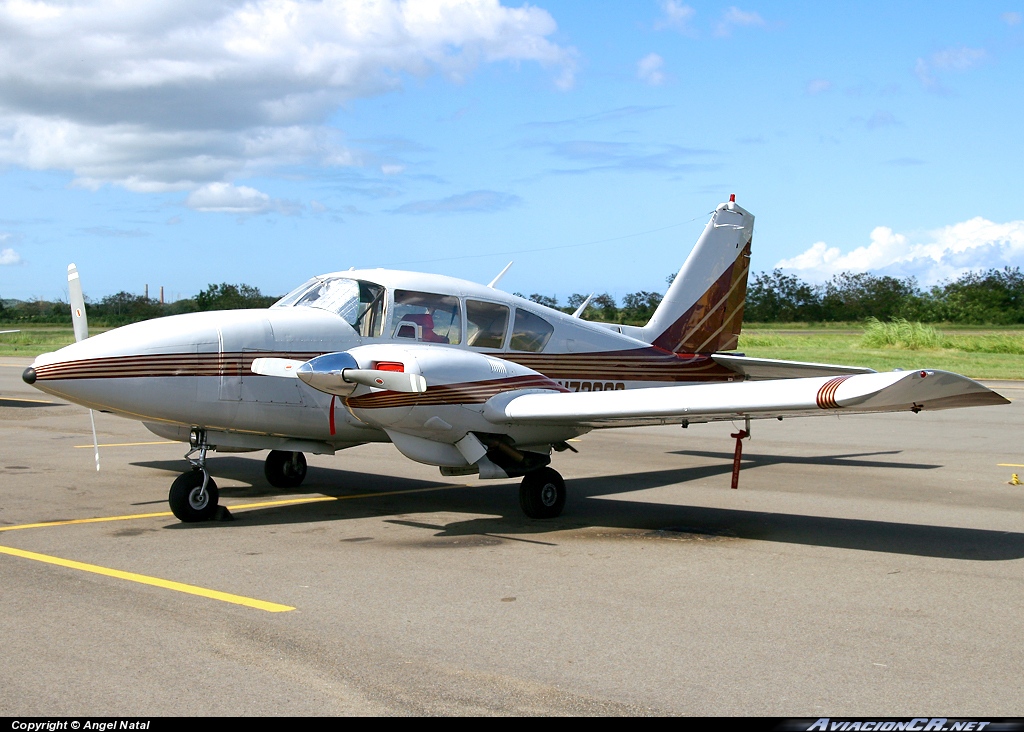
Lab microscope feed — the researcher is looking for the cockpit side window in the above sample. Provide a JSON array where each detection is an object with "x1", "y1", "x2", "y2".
[
  {"x1": 466, "y1": 299, "x2": 509, "y2": 349},
  {"x1": 273, "y1": 277, "x2": 386, "y2": 337},
  {"x1": 392, "y1": 290, "x2": 462, "y2": 345},
  {"x1": 510, "y1": 308, "x2": 554, "y2": 352}
]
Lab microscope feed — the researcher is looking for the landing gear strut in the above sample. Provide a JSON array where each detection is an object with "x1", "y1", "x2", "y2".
[
  {"x1": 168, "y1": 428, "x2": 219, "y2": 522},
  {"x1": 519, "y1": 467, "x2": 566, "y2": 519},
  {"x1": 264, "y1": 450, "x2": 307, "y2": 489}
]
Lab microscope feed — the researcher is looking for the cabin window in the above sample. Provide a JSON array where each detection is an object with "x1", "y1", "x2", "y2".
[
  {"x1": 273, "y1": 277, "x2": 386, "y2": 337},
  {"x1": 466, "y1": 300, "x2": 510, "y2": 349},
  {"x1": 391, "y1": 290, "x2": 462, "y2": 345},
  {"x1": 510, "y1": 309, "x2": 553, "y2": 352}
]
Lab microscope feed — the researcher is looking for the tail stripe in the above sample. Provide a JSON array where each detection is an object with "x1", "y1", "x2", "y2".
[
  {"x1": 671, "y1": 256, "x2": 749, "y2": 352},
  {"x1": 652, "y1": 239, "x2": 751, "y2": 354}
]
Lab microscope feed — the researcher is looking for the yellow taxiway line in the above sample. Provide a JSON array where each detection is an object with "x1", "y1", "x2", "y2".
[
  {"x1": 0, "y1": 483, "x2": 473, "y2": 612},
  {"x1": 0, "y1": 544, "x2": 294, "y2": 612},
  {"x1": 998, "y1": 463, "x2": 1024, "y2": 468},
  {"x1": 0, "y1": 483, "x2": 471, "y2": 534}
]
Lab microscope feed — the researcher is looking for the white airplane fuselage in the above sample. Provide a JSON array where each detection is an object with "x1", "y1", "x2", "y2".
[{"x1": 27, "y1": 269, "x2": 739, "y2": 465}]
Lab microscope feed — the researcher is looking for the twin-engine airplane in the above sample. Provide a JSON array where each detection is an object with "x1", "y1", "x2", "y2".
[{"x1": 23, "y1": 197, "x2": 1008, "y2": 522}]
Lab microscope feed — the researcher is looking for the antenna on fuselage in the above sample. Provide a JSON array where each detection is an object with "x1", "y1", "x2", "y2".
[
  {"x1": 67, "y1": 263, "x2": 100, "y2": 472},
  {"x1": 488, "y1": 261, "x2": 514, "y2": 289},
  {"x1": 571, "y1": 293, "x2": 595, "y2": 318}
]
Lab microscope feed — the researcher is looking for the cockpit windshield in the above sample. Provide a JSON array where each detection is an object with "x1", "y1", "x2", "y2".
[{"x1": 273, "y1": 277, "x2": 386, "y2": 337}]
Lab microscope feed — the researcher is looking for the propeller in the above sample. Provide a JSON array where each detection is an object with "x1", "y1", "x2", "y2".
[
  {"x1": 68, "y1": 263, "x2": 100, "y2": 471},
  {"x1": 251, "y1": 355, "x2": 427, "y2": 396}
]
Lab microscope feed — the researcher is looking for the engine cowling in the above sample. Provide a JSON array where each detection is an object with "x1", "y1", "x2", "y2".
[{"x1": 338, "y1": 344, "x2": 570, "y2": 470}]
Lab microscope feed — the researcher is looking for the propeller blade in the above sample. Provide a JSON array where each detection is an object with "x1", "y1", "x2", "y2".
[
  {"x1": 66, "y1": 263, "x2": 99, "y2": 469},
  {"x1": 250, "y1": 357, "x2": 304, "y2": 378},
  {"x1": 67, "y1": 263, "x2": 89, "y2": 342},
  {"x1": 342, "y1": 369, "x2": 427, "y2": 393}
]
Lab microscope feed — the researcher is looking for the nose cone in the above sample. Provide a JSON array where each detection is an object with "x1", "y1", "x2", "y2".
[
  {"x1": 26, "y1": 311, "x2": 224, "y2": 414},
  {"x1": 27, "y1": 306, "x2": 357, "y2": 419}
]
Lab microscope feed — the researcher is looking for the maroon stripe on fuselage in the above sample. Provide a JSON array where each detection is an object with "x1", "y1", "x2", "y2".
[
  {"x1": 346, "y1": 374, "x2": 568, "y2": 409},
  {"x1": 34, "y1": 347, "x2": 739, "y2": 385},
  {"x1": 33, "y1": 352, "x2": 325, "y2": 381}
]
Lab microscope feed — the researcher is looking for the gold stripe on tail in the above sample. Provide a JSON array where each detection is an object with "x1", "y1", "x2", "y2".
[{"x1": 651, "y1": 240, "x2": 751, "y2": 354}]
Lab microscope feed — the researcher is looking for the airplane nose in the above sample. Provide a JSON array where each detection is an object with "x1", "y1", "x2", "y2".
[{"x1": 22, "y1": 367, "x2": 36, "y2": 384}]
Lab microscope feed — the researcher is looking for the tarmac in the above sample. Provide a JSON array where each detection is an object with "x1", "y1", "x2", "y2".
[{"x1": 1, "y1": 355, "x2": 1022, "y2": 715}]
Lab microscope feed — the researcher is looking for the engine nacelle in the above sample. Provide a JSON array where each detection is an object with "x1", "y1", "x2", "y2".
[{"x1": 338, "y1": 344, "x2": 574, "y2": 470}]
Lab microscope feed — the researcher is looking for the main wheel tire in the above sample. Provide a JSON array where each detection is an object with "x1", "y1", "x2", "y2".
[
  {"x1": 519, "y1": 467, "x2": 566, "y2": 519},
  {"x1": 264, "y1": 450, "x2": 307, "y2": 489},
  {"x1": 168, "y1": 470, "x2": 219, "y2": 522}
]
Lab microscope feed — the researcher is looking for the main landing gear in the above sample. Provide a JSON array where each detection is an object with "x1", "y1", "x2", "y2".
[
  {"x1": 168, "y1": 428, "x2": 219, "y2": 522},
  {"x1": 519, "y1": 467, "x2": 566, "y2": 520},
  {"x1": 264, "y1": 450, "x2": 307, "y2": 489}
]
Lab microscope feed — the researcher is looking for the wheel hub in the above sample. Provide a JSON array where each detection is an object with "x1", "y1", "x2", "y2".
[
  {"x1": 189, "y1": 486, "x2": 209, "y2": 511},
  {"x1": 540, "y1": 483, "x2": 558, "y2": 506}
]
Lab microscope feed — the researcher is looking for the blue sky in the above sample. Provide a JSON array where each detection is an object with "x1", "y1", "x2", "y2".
[{"x1": 1, "y1": 0, "x2": 1022, "y2": 304}]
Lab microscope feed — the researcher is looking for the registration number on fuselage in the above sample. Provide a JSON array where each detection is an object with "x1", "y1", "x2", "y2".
[{"x1": 556, "y1": 381, "x2": 626, "y2": 392}]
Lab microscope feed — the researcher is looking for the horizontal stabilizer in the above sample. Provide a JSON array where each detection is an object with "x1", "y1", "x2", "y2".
[
  {"x1": 484, "y1": 370, "x2": 1007, "y2": 428},
  {"x1": 712, "y1": 354, "x2": 875, "y2": 380}
]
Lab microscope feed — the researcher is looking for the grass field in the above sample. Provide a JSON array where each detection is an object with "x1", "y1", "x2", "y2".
[
  {"x1": 740, "y1": 323, "x2": 1024, "y2": 380},
  {"x1": 0, "y1": 326, "x2": 81, "y2": 357},
  {"x1": 4, "y1": 322, "x2": 1022, "y2": 380}
]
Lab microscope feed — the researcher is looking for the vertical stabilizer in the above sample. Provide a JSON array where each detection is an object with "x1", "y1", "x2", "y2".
[{"x1": 643, "y1": 199, "x2": 753, "y2": 354}]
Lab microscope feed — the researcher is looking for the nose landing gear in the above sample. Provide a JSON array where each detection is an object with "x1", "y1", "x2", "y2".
[{"x1": 168, "y1": 428, "x2": 220, "y2": 522}]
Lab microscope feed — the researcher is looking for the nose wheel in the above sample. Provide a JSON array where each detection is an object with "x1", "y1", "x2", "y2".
[
  {"x1": 264, "y1": 450, "x2": 307, "y2": 489},
  {"x1": 519, "y1": 467, "x2": 566, "y2": 519},
  {"x1": 169, "y1": 469, "x2": 219, "y2": 522},
  {"x1": 168, "y1": 427, "x2": 220, "y2": 522}
]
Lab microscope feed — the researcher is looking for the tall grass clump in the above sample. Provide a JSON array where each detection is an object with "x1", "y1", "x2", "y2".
[{"x1": 861, "y1": 317, "x2": 943, "y2": 350}]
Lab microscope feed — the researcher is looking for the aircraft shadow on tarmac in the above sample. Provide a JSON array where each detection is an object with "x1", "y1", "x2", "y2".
[
  {"x1": 129, "y1": 453, "x2": 1024, "y2": 562},
  {"x1": 0, "y1": 397, "x2": 63, "y2": 408}
]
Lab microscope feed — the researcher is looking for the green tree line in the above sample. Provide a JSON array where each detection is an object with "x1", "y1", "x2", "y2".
[
  {"x1": 5, "y1": 267, "x2": 1024, "y2": 327},
  {"x1": 746, "y1": 267, "x2": 1024, "y2": 324},
  {"x1": 0, "y1": 283, "x2": 279, "y2": 326}
]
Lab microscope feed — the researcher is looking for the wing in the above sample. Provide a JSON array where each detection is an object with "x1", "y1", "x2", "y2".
[{"x1": 484, "y1": 370, "x2": 1008, "y2": 429}]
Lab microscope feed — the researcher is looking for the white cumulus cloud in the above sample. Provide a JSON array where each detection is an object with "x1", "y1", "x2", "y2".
[
  {"x1": 776, "y1": 217, "x2": 1024, "y2": 284},
  {"x1": 0, "y1": 247, "x2": 23, "y2": 265},
  {"x1": 0, "y1": 0, "x2": 574, "y2": 195},
  {"x1": 655, "y1": 1, "x2": 696, "y2": 33},
  {"x1": 715, "y1": 6, "x2": 766, "y2": 37},
  {"x1": 637, "y1": 53, "x2": 666, "y2": 86},
  {"x1": 915, "y1": 45, "x2": 988, "y2": 92},
  {"x1": 186, "y1": 182, "x2": 284, "y2": 213}
]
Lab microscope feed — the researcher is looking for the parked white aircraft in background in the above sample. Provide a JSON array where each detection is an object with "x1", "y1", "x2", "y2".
[{"x1": 23, "y1": 197, "x2": 1008, "y2": 522}]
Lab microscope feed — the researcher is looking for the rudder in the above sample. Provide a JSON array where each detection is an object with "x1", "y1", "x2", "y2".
[{"x1": 643, "y1": 198, "x2": 754, "y2": 354}]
